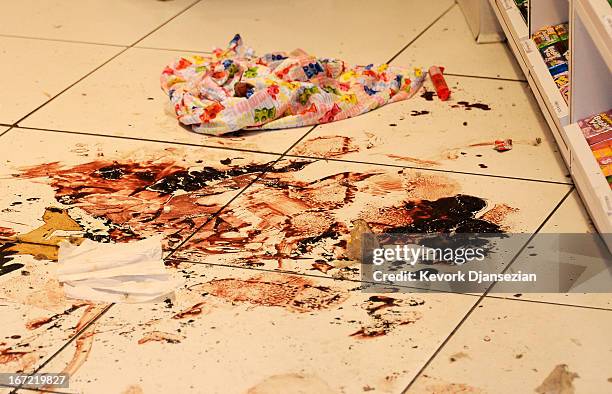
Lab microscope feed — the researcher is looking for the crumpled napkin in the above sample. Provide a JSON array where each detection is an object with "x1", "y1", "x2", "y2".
[{"x1": 56, "y1": 237, "x2": 181, "y2": 303}]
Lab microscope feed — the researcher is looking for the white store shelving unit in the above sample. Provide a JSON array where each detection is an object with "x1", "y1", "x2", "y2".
[{"x1": 489, "y1": 0, "x2": 612, "y2": 251}]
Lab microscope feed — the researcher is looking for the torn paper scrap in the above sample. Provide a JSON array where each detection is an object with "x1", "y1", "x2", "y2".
[
  {"x1": 57, "y1": 237, "x2": 181, "y2": 303},
  {"x1": 161, "y1": 34, "x2": 428, "y2": 135}
]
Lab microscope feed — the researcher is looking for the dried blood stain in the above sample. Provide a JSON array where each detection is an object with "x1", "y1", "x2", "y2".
[
  {"x1": 192, "y1": 274, "x2": 347, "y2": 313},
  {"x1": 292, "y1": 136, "x2": 359, "y2": 158},
  {"x1": 350, "y1": 295, "x2": 425, "y2": 338}
]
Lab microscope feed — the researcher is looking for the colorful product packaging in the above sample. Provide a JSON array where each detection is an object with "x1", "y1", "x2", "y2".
[
  {"x1": 540, "y1": 42, "x2": 567, "y2": 67},
  {"x1": 579, "y1": 110, "x2": 612, "y2": 184},
  {"x1": 553, "y1": 71, "x2": 569, "y2": 88},
  {"x1": 578, "y1": 110, "x2": 612, "y2": 144},
  {"x1": 554, "y1": 70, "x2": 570, "y2": 103},
  {"x1": 533, "y1": 26, "x2": 560, "y2": 49},
  {"x1": 553, "y1": 23, "x2": 569, "y2": 41}
]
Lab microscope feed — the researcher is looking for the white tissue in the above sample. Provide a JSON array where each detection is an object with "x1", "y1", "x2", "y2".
[{"x1": 57, "y1": 237, "x2": 181, "y2": 303}]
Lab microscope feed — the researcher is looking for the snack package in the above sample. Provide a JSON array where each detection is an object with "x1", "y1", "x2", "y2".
[
  {"x1": 494, "y1": 139, "x2": 513, "y2": 152},
  {"x1": 540, "y1": 42, "x2": 567, "y2": 66},
  {"x1": 554, "y1": 23, "x2": 569, "y2": 41},
  {"x1": 578, "y1": 110, "x2": 612, "y2": 143},
  {"x1": 586, "y1": 130, "x2": 612, "y2": 147},
  {"x1": 548, "y1": 61, "x2": 568, "y2": 76},
  {"x1": 553, "y1": 71, "x2": 569, "y2": 89},
  {"x1": 533, "y1": 26, "x2": 560, "y2": 49}
]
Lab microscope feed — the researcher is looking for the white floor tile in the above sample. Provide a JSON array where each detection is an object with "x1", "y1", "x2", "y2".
[
  {"x1": 0, "y1": 0, "x2": 194, "y2": 46},
  {"x1": 0, "y1": 129, "x2": 281, "y2": 253},
  {"x1": 491, "y1": 190, "x2": 612, "y2": 309},
  {"x1": 139, "y1": 0, "x2": 454, "y2": 64},
  {"x1": 393, "y1": 5, "x2": 525, "y2": 80},
  {"x1": 173, "y1": 158, "x2": 571, "y2": 279},
  {"x1": 35, "y1": 263, "x2": 478, "y2": 394},
  {"x1": 288, "y1": 76, "x2": 570, "y2": 183},
  {"x1": 0, "y1": 37, "x2": 122, "y2": 124},
  {"x1": 409, "y1": 297, "x2": 612, "y2": 394}
]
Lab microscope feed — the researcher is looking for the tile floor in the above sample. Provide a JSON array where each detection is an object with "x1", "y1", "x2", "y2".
[{"x1": 0, "y1": 1, "x2": 610, "y2": 393}]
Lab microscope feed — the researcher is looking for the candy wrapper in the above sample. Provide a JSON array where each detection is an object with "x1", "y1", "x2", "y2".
[
  {"x1": 554, "y1": 23, "x2": 569, "y2": 42},
  {"x1": 578, "y1": 110, "x2": 612, "y2": 144},
  {"x1": 540, "y1": 42, "x2": 568, "y2": 67},
  {"x1": 494, "y1": 139, "x2": 513, "y2": 152},
  {"x1": 533, "y1": 26, "x2": 561, "y2": 49},
  {"x1": 161, "y1": 35, "x2": 427, "y2": 135}
]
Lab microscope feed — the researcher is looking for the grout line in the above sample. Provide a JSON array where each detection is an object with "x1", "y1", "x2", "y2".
[
  {"x1": 484, "y1": 294, "x2": 612, "y2": 312},
  {"x1": 174, "y1": 254, "x2": 612, "y2": 313},
  {"x1": 12, "y1": 48, "x2": 130, "y2": 127},
  {"x1": 33, "y1": 304, "x2": 114, "y2": 374},
  {"x1": 401, "y1": 186, "x2": 576, "y2": 393},
  {"x1": 444, "y1": 72, "x2": 527, "y2": 83},
  {"x1": 386, "y1": 2, "x2": 457, "y2": 64},
  {"x1": 9, "y1": 303, "x2": 114, "y2": 394},
  {"x1": 283, "y1": 154, "x2": 574, "y2": 185},
  {"x1": 13, "y1": 126, "x2": 286, "y2": 156},
  {"x1": 165, "y1": 256, "x2": 483, "y2": 298},
  {"x1": 13, "y1": 126, "x2": 574, "y2": 186},
  {"x1": 0, "y1": 126, "x2": 13, "y2": 138},
  {"x1": 0, "y1": 33, "x2": 126, "y2": 48},
  {"x1": 163, "y1": 125, "x2": 320, "y2": 259},
  {"x1": 133, "y1": 45, "x2": 213, "y2": 54},
  {"x1": 128, "y1": 0, "x2": 202, "y2": 47},
  {"x1": 12, "y1": 0, "x2": 202, "y2": 128}
]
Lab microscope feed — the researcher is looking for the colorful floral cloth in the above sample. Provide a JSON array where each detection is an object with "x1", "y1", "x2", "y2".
[{"x1": 161, "y1": 35, "x2": 427, "y2": 135}]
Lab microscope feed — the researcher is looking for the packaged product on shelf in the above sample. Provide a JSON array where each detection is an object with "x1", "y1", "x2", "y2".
[
  {"x1": 533, "y1": 26, "x2": 560, "y2": 49},
  {"x1": 586, "y1": 130, "x2": 612, "y2": 147},
  {"x1": 553, "y1": 71, "x2": 569, "y2": 88},
  {"x1": 591, "y1": 142, "x2": 612, "y2": 178},
  {"x1": 578, "y1": 110, "x2": 612, "y2": 143},
  {"x1": 553, "y1": 23, "x2": 569, "y2": 41},
  {"x1": 548, "y1": 61, "x2": 568, "y2": 76},
  {"x1": 540, "y1": 42, "x2": 568, "y2": 67}
]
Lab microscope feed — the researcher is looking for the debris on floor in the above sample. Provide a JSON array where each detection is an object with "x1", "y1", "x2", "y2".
[
  {"x1": 346, "y1": 219, "x2": 379, "y2": 262},
  {"x1": 161, "y1": 34, "x2": 428, "y2": 135},
  {"x1": 494, "y1": 139, "x2": 513, "y2": 152},
  {"x1": 57, "y1": 237, "x2": 181, "y2": 303},
  {"x1": 535, "y1": 364, "x2": 579, "y2": 394},
  {"x1": 2, "y1": 207, "x2": 84, "y2": 261},
  {"x1": 428, "y1": 66, "x2": 450, "y2": 101}
]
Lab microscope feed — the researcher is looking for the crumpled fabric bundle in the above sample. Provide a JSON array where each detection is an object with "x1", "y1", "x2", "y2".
[
  {"x1": 161, "y1": 34, "x2": 427, "y2": 135},
  {"x1": 56, "y1": 237, "x2": 182, "y2": 303}
]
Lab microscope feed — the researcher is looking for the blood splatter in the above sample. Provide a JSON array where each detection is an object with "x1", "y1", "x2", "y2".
[
  {"x1": 0, "y1": 348, "x2": 30, "y2": 365},
  {"x1": 172, "y1": 302, "x2": 207, "y2": 319},
  {"x1": 452, "y1": 101, "x2": 491, "y2": 111},
  {"x1": 26, "y1": 303, "x2": 89, "y2": 330},
  {"x1": 385, "y1": 195, "x2": 504, "y2": 234},
  {"x1": 350, "y1": 295, "x2": 424, "y2": 338},
  {"x1": 291, "y1": 136, "x2": 359, "y2": 158},
  {"x1": 192, "y1": 274, "x2": 347, "y2": 313},
  {"x1": 138, "y1": 331, "x2": 183, "y2": 345},
  {"x1": 421, "y1": 90, "x2": 436, "y2": 101}
]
